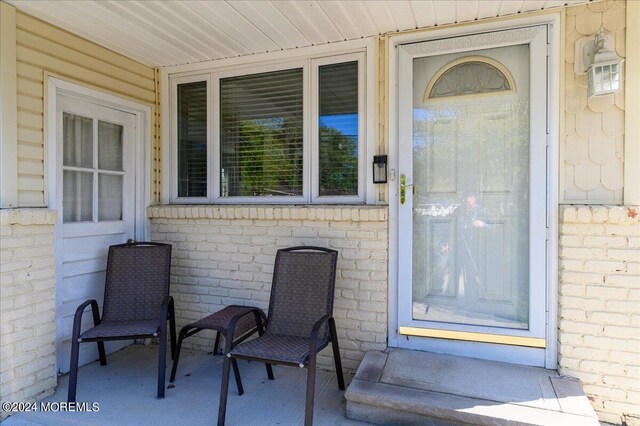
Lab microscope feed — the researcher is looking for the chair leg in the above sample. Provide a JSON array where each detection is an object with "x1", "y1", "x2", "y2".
[
  {"x1": 217, "y1": 355, "x2": 232, "y2": 426},
  {"x1": 329, "y1": 317, "x2": 345, "y2": 390},
  {"x1": 67, "y1": 338, "x2": 81, "y2": 402},
  {"x1": 97, "y1": 341, "x2": 107, "y2": 366},
  {"x1": 231, "y1": 358, "x2": 244, "y2": 395},
  {"x1": 304, "y1": 353, "x2": 317, "y2": 426},
  {"x1": 157, "y1": 327, "x2": 167, "y2": 398},
  {"x1": 169, "y1": 328, "x2": 187, "y2": 383},
  {"x1": 213, "y1": 331, "x2": 221, "y2": 355}
]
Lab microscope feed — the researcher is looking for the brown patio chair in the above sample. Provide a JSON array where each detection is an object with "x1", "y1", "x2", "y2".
[
  {"x1": 67, "y1": 241, "x2": 176, "y2": 402},
  {"x1": 217, "y1": 246, "x2": 345, "y2": 426}
]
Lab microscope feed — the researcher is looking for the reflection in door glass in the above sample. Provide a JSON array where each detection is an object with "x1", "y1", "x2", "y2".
[{"x1": 412, "y1": 47, "x2": 530, "y2": 330}]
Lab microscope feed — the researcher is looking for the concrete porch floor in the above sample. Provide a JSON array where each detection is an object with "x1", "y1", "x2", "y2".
[
  {"x1": 3, "y1": 344, "x2": 364, "y2": 426},
  {"x1": 3, "y1": 345, "x2": 602, "y2": 426}
]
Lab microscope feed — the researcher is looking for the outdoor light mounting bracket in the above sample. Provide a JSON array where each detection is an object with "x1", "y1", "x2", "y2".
[{"x1": 574, "y1": 32, "x2": 615, "y2": 75}]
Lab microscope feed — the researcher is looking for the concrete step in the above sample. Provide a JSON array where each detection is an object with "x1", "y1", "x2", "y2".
[{"x1": 345, "y1": 349, "x2": 600, "y2": 426}]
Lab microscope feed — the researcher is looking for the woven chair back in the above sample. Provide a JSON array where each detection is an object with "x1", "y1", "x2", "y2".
[
  {"x1": 266, "y1": 247, "x2": 338, "y2": 340},
  {"x1": 101, "y1": 242, "x2": 172, "y2": 323}
]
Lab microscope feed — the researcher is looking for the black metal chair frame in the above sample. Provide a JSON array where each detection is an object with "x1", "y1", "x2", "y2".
[
  {"x1": 67, "y1": 242, "x2": 176, "y2": 402},
  {"x1": 217, "y1": 247, "x2": 345, "y2": 426},
  {"x1": 169, "y1": 305, "x2": 274, "y2": 395}
]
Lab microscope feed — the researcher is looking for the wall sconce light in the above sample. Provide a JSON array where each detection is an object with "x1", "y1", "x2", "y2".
[
  {"x1": 373, "y1": 155, "x2": 388, "y2": 184},
  {"x1": 575, "y1": 27, "x2": 624, "y2": 97}
]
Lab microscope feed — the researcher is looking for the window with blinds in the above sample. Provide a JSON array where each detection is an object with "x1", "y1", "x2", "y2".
[
  {"x1": 177, "y1": 81, "x2": 207, "y2": 198},
  {"x1": 318, "y1": 61, "x2": 359, "y2": 196},
  {"x1": 170, "y1": 53, "x2": 366, "y2": 203},
  {"x1": 220, "y1": 68, "x2": 304, "y2": 198}
]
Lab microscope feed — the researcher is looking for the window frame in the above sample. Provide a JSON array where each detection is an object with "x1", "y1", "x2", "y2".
[
  {"x1": 170, "y1": 73, "x2": 212, "y2": 203},
  {"x1": 311, "y1": 53, "x2": 366, "y2": 204},
  {"x1": 168, "y1": 52, "x2": 368, "y2": 205}
]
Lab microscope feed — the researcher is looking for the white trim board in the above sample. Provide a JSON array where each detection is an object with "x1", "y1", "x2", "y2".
[
  {"x1": 625, "y1": 1, "x2": 640, "y2": 205},
  {"x1": 386, "y1": 13, "x2": 561, "y2": 369}
]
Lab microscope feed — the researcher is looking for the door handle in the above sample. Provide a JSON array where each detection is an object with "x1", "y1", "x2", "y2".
[{"x1": 400, "y1": 174, "x2": 413, "y2": 205}]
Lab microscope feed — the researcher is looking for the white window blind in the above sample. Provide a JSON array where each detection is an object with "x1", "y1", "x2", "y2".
[
  {"x1": 177, "y1": 81, "x2": 208, "y2": 198},
  {"x1": 220, "y1": 68, "x2": 304, "y2": 198}
]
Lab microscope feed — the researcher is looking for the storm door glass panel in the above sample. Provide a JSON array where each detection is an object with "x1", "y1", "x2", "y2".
[
  {"x1": 412, "y1": 47, "x2": 530, "y2": 330},
  {"x1": 177, "y1": 81, "x2": 207, "y2": 197},
  {"x1": 220, "y1": 68, "x2": 303, "y2": 198},
  {"x1": 319, "y1": 61, "x2": 358, "y2": 196},
  {"x1": 97, "y1": 121, "x2": 124, "y2": 221}
]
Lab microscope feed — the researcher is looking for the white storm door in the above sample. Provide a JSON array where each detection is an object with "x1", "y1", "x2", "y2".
[
  {"x1": 397, "y1": 26, "x2": 549, "y2": 366},
  {"x1": 55, "y1": 95, "x2": 137, "y2": 373}
]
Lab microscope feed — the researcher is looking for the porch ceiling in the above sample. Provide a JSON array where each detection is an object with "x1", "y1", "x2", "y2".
[{"x1": 8, "y1": 0, "x2": 593, "y2": 68}]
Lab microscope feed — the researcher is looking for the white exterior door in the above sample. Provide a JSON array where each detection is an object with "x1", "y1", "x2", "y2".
[
  {"x1": 55, "y1": 95, "x2": 137, "y2": 373},
  {"x1": 397, "y1": 26, "x2": 549, "y2": 366}
]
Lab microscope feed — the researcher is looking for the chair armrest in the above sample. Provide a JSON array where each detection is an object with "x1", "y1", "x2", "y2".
[
  {"x1": 160, "y1": 296, "x2": 174, "y2": 322},
  {"x1": 157, "y1": 296, "x2": 174, "y2": 337},
  {"x1": 309, "y1": 315, "x2": 332, "y2": 343},
  {"x1": 301, "y1": 315, "x2": 333, "y2": 367},
  {"x1": 73, "y1": 299, "x2": 100, "y2": 342}
]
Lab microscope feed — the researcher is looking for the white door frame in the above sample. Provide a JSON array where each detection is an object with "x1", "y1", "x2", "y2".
[
  {"x1": 47, "y1": 77, "x2": 152, "y2": 372},
  {"x1": 387, "y1": 14, "x2": 560, "y2": 369}
]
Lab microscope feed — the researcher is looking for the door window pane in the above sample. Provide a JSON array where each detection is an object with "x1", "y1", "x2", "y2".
[
  {"x1": 63, "y1": 170, "x2": 93, "y2": 223},
  {"x1": 98, "y1": 174, "x2": 123, "y2": 221},
  {"x1": 178, "y1": 81, "x2": 208, "y2": 197},
  {"x1": 319, "y1": 61, "x2": 358, "y2": 196},
  {"x1": 98, "y1": 121, "x2": 124, "y2": 171},
  {"x1": 220, "y1": 68, "x2": 303, "y2": 197},
  {"x1": 63, "y1": 113, "x2": 93, "y2": 168}
]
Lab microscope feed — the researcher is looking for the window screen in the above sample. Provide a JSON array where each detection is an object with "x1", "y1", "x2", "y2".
[{"x1": 220, "y1": 68, "x2": 303, "y2": 198}]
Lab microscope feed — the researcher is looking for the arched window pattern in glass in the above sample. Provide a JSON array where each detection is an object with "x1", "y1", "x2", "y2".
[{"x1": 424, "y1": 56, "x2": 516, "y2": 101}]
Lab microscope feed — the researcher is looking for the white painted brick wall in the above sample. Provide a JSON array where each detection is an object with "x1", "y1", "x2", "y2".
[
  {"x1": 558, "y1": 205, "x2": 640, "y2": 425},
  {"x1": 0, "y1": 209, "x2": 57, "y2": 419},
  {"x1": 149, "y1": 205, "x2": 389, "y2": 373}
]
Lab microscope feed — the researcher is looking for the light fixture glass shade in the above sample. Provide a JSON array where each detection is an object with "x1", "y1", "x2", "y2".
[
  {"x1": 587, "y1": 39, "x2": 624, "y2": 97},
  {"x1": 373, "y1": 155, "x2": 387, "y2": 184}
]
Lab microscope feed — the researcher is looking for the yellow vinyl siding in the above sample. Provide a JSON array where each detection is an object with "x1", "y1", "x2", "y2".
[{"x1": 14, "y1": 11, "x2": 157, "y2": 206}]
